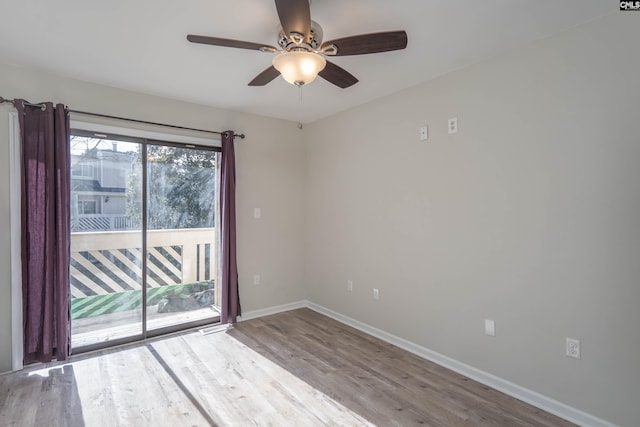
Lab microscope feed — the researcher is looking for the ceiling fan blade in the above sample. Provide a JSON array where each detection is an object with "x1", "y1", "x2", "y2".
[
  {"x1": 318, "y1": 61, "x2": 358, "y2": 89},
  {"x1": 187, "y1": 35, "x2": 277, "y2": 52},
  {"x1": 275, "y1": 0, "x2": 311, "y2": 41},
  {"x1": 248, "y1": 66, "x2": 281, "y2": 86},
  {"x1": 321, "y1": 31, "x2": 408, "y2": 56}
]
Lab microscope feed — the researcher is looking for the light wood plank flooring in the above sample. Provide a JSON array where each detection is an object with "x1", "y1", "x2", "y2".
[{"x1": 0, "y1": 308, "x2": 574, "y2": 426}]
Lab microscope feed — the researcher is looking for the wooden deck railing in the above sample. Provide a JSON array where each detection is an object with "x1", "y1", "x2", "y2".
[{"x1": 70, "y1": 228, "x2": 216, "y2": 298}]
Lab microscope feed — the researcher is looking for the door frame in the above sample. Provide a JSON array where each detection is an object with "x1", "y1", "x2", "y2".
[{"x1": 9, "y1": 111, "x2": 23, "y2": 371}]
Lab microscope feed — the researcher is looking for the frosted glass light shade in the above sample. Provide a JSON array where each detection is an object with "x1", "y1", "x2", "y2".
[{"x1": 272, "y1": 51, "x2": 326, "y2": 86}]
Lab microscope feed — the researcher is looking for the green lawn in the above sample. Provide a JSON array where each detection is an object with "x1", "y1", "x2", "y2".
[{"x1": 71, "y1": 282, "x2": 213, "y2": 319}]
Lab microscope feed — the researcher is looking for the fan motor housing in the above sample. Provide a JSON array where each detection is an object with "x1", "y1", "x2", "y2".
[{"x1": 278, "y1": 20, "x2": 323, "y2": 50}]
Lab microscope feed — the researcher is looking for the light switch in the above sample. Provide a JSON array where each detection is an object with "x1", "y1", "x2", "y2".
[
  {"x1": 485, "y1": 319, "x2": 496, "y2": 336},
  {"x1": 254, "y1": 208, "x2": 261, "y2": 219}
]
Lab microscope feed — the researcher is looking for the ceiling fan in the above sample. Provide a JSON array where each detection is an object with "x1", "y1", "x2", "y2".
[{"x1": 187, "y1": 0, "x2": 408, "y2": 88}]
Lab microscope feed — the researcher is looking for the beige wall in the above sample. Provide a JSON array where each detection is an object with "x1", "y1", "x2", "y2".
[
  {"x1": 0, "y1": 64, "x2": 307, "y2": 373},
  {"x1": 304, "y1": 13, "x2": 639, "y2": 427},
  {"x1": 2, "y1": 11, "x2": 639, "y2": 426}
]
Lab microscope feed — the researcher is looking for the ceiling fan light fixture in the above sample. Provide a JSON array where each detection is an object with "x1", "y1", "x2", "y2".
[{"x1": 272, "y1": 50, "x2": 326, "y2": 86}]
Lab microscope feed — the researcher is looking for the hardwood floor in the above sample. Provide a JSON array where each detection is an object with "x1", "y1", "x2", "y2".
[{"x1": 0, "y1": 308, "x2": 574, "y2": 426}]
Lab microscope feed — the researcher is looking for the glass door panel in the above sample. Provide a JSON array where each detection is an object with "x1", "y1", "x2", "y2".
[
  {"x1": 70, "y1": 135, "x2": 143, "y2": 348},
  {"x1": 145, "y1": 144, "x2": 219, "y2": 332}
]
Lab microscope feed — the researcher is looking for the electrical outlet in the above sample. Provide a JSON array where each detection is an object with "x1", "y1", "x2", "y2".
[
  {"x1": 448, "y1": 117, "x2": 458, "y2": 134},
  {"x1": 420, "y1": 126, "x2": 428, "y2": 141},
  {"x1": 566, "y1": 338, "x2": 581, "y2": 359},
  {"x1": 373, "y1": 288, "x2": 379, "y2": 300},
  {"x1": 253, "y1": 274, "x2": 261, "y2": 285},
  {"x1": 253, "y1": 208, "x2": 261, "y2": 219},
  {"x1": 347, "y1": 280, "x2": 353, "y2": 291}
]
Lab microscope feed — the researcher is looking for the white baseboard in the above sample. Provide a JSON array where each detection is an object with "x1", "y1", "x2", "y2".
[
  {"x1": 237, "y1": 300, "x2": 308, "y2": 322},
  {"x1": 239, "y1": 299, "x2": 617, "y2": 427}
]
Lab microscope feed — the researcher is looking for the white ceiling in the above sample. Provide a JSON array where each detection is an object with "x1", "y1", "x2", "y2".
[{"x1": 1, "y1": 1, "x2": 612, "y2": 123}]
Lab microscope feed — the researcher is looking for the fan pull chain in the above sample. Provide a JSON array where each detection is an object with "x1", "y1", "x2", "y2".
[{"x1": 297, "y1": 84, "x2": 303, "y2": 130}]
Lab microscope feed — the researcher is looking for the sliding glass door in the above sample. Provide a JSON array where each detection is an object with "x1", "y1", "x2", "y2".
[
  {"x1": 70, "y1": 132, "x2": 220, "y2": 351},
  {"x1": 70, "y1": 135, "x2": 144, "y2": 348},
  {"x1": 145, "y1": 144, "x2": 218, "y2": 332}
]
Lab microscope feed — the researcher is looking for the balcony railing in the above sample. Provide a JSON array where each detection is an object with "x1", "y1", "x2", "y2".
[
  {"x1": 71, "y1": 228, "x2": 216, "y2": 299},
  {"x1": 71, "y1": 214, "x2": 135, "y2": 232}
]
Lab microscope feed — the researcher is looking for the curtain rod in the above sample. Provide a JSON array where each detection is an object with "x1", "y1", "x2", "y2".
[
  {"x1": 0, "y1": 96, "x2": 245, "y2": 139},
  {"x1": 0, "y1": 96, "x2": 46, "y2": 111}
]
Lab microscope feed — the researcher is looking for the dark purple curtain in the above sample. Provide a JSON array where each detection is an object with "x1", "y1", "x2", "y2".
[
  {"x1": 220, "y1": 131, "x2": 240, "y2": 324},
  {"x1": 17, "y1": 100, "x2": 71, "y2": 364}
]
